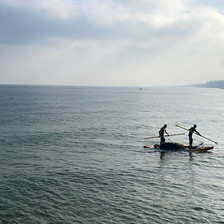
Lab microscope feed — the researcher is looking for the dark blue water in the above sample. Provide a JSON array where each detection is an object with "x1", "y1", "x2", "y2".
[{"x1": 0, "y1": 85, "x2": 224, "y2": 223}]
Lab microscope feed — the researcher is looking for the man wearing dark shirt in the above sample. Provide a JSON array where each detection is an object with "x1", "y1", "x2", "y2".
[
  {"x1": 188, "y1": 124, "x2": 201, "y2": 148},
  {"x1": 159, "y1": 124, "x2": 169, "y2": 146}
]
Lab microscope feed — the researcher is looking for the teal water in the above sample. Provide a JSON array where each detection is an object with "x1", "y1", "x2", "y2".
[{"x1": 0, "y1": 85, "x2": 224, "y2": 223}]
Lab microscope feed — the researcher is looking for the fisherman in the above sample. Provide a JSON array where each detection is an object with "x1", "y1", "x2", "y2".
[
  {"x1": 188, "y1": 124, "x2": 201, "y2": 148},
  {"x1": 159, "y1": 124, "x2": 169, "y2": 146}
]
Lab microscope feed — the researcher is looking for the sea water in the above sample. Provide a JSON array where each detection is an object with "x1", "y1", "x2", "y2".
[{"x1": 0, "y1": 85, "x2": 223, "y2": 224}]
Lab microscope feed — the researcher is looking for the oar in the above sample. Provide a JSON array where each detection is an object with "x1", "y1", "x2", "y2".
[
  {"x1": 144, "y1": 133, "x2": 185, "y2": 140},
  {"x1": 175, "y1": 124, "x2": 219, "y2": 145}
]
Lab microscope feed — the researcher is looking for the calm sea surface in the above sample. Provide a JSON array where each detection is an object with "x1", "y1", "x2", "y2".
[{"x1": 0, "y1": 85, "x2": 223, "y2": 224}]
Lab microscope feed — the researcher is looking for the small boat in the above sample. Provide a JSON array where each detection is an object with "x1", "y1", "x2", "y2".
[
  {"x1": 144, "y1": 142, "x2": 214, "y2": 152},
  {"x1": 185, "y1": 146, "x2": 213, "y2": 152}
]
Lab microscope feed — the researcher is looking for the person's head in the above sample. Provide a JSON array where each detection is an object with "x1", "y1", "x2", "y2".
[
  {"x1": 164, "y1": 124, "x2": 167, "y2": 128},
  {"x1": 194, "y1": 124, "x2": 197, "y2": 128}
]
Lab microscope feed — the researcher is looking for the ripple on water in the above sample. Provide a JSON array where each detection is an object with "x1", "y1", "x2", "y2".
[{"x1": 0, "y1": 86, "x2": 224, "y2": 223}]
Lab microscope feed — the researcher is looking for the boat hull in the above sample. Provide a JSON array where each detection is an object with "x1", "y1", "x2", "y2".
[
  {"x1": 186, "y1": 146, "x2": 213, "y2": 152},
  {"x1": 144, "y1": 142, "x2": 214, "y2": 152}
]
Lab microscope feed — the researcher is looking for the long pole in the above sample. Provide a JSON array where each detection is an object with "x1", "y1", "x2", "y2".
[
  {"x1": 175, "y1": 124, "x2": 219, "y2": 145},
  {"x1": 144, "y1": 133, "x2": 185, "y2": 140}
]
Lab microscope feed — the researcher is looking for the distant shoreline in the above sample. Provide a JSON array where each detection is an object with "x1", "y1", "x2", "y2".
[
  {"x1": 195, "y1": 80, "x2": 224, "y2": 89},
  {"x1": 0, "y1": 80, "x2": 223, "y2": 89}
]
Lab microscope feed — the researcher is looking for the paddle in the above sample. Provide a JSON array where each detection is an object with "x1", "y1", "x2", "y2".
[
  {"x1": 175, "y1": 124, "x2": 219, "y2": 145},
  {"x1": 144, "y1": 133, "x2": 185, "y2": 140}
]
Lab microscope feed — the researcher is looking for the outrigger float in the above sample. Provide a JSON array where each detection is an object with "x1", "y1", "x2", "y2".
[{"x1": 144, "y1": 142, "x2": 214, "y2": 152}]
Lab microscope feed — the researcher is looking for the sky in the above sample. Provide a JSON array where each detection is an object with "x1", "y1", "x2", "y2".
[{"x1": 0, "y1": 0, "x2": 224, "y2": 86}]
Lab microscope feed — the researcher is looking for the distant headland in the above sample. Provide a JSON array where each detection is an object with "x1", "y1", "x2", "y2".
[{"x1": 195, "y1": 80, "x2": 224, "y2": 89}]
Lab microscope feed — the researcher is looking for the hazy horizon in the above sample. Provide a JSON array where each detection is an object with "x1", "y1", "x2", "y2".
[
  {"x1": 0, "y1": 81, "x2": 213, "y2": 88},
  {"x1": 1, "y1": 0, "x2": 224, "y2": 86}
]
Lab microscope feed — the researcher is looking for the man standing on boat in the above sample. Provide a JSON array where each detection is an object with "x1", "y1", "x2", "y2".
[
  {"x1": 159, "y1": 124, "x2": 169, "y2": 146},
  {"x1": 188, "y1": 124, "x2": 201, "y2": 148}
]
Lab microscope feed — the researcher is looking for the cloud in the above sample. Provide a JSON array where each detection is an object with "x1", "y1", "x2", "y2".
[
  {"x1": 1, "y1": 0, "x2": 224, "y2": 86},
  {"x1": 0, "y1": 0, "x2": 196, "y2": 45},
  {"x1": 1, "y1": 0, "x2": 222, "y2": 47},
  {"x1": 0, "y1": 0, "x2": 80, "y2": 19},
  {"x1": 0, "y1": 3, "x2": 102, "y2": 45}
]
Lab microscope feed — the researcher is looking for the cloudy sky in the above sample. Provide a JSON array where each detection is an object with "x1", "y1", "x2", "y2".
[{"x1": 0, "y1": 0, "x2": 224, "y2": 86}]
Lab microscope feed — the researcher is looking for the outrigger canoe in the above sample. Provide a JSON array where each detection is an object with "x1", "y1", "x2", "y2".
[{"x1": 144, "y1": 142, "x2": 214, "y2": 152}]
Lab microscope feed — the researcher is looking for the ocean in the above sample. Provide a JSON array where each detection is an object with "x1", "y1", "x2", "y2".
[{"x1": 0, "y1": 85, "x2": 223, "y2": 223}]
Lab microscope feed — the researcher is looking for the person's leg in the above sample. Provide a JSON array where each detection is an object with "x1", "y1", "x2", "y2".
[{"x1": 189, "y1": 136, "x2": 193, "y2": 149}]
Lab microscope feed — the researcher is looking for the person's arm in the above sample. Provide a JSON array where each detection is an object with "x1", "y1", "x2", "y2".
[
  {"x1": 195, "y1": 129, "x2": 201, "y2": 136},
  {"x1": 165, "y1": 129, "x2": 169, "y2": 136}
]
